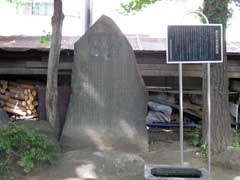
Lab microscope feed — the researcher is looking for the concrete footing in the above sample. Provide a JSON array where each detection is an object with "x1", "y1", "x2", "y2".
[{"x1": 144, "y1": 164, "x2": 208, "y2": 180}]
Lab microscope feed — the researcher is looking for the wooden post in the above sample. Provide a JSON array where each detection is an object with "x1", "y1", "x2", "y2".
[{"x1": 46, "y1": 0, "x2": 64, "y2": 137}]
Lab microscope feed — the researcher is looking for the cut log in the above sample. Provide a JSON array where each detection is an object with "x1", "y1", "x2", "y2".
[
  {"x1": 8, "y1": 86, "x2": 25, "y2": 94},
  {"x1": 24, "y1": 96, "x2": 29, "y2": 101},
  {"x1": 33, "y1": 101, "x2": 38, "y2": 107},
  {"x1": 0, "y1": 80, "x2": 38, "y2": 120},
  {"x1": 28, "y1": 104, "x2": 35, "y2": 110},
  {"x1": 10, "y1": 81, "x2": 37, "y2": 90},
  {"x1": 0, "y1": 88, "x2": 5, "y2": 94},
  {"x1": 0, "y1": 80, "x2": 8, "y2": 85},
  {"x1": 26, "y1": 109, "x2": 32, "y2": 115},
  {"x1": 0, "y1": 94, "x2": 9, "y2": 101},
  {"x1": 31, "y1": 90, "x2": 37, "y2": 97},
  {"x1": 2, "y1": 84, "x2": 8, "y2": 90},
  {"x1": 28, "y1": 95, "x2": 34, "y2": 101},
  {"x1": 32, "y1": 109, "x2": 37, "y2": 114},
  {"x1": 3, "y1": 106, "x2": 27, "y2": 116},
  {"x1": 9, "y1": 92, "x2": 25, "y2": 101},
  {"x1": 8, "y1": 98, "x2": 26, "y2": 107},
  {"x1": 21, "y1": 84, "x2": 36, "y2": 90},
  {"x1": 27, "y1": 89, "x2": 31, "y2": 94},
  {"x1": 5, "y1": 102, "x2": 26, "y2": 112},
  {"x1": 22, "y1": 101, "x2": 27, "y2": 107},
  {"x1": 27, "y1": 100, "x2": 33, "y2": 106},
  {"x1": 5, "y1": 91, "x2": 10, "y2": 97},
  {"x1": 15, "y1": 115, "x2": 38, "y2": 120},
  {"x1": 24, "y1": 89, "x2": 29, "y2": 95},
  {"x1": 8, "y1": 81, "x2": 20, "y2": 87}
]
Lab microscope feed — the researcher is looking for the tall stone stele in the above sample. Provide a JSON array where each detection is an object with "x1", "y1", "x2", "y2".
[{"x1": 61, "y1": 15, "x2": 148, "y2": 152}]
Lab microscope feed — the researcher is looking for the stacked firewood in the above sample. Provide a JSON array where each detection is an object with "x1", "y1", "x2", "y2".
[{"x1": 0, "y1": 80, "x2": 38, "y2": 120}]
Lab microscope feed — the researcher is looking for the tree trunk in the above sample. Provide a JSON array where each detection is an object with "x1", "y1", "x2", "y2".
[
  {"x1": 46, "y1": 0, "x2": 64, "y2": 137},
  {"x1": 202, "y1": 0, "x2": 232, "y2": 154}
]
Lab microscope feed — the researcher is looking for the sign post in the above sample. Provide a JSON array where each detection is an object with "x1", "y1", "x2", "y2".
[
  {"x1": 179, "y1": 63, "x2": 184, "y2": 165},
  {"x1": 167, "y1": 12, "x2": 223, "y2": 180},
  {"x1": 207, "y1": 62, "x2": 211, "y2": 179}
]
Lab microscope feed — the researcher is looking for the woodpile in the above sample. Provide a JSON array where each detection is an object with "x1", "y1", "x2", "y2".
[{"x1": 0, "y1": 80, "x2": 38, "y2": 120}]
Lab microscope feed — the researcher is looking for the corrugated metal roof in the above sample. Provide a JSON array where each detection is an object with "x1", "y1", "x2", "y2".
[
  {"x1": 0, "y1": 36, "x2": 77, "y2": 51},
  {"x1": 0, "y1": 35, "x2": 239, "y2": 53}
]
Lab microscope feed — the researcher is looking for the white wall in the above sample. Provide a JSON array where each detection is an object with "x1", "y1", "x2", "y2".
[
  {"x1": 0, "y1": 0, "x2": 239, "y2": 41},
  {"x1": 0, "y1": 0, "x2": 84, "y2": 36}
]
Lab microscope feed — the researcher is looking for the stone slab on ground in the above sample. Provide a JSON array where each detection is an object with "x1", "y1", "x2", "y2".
[
  {"x1": 48, "y1": 150, "x2": 145, "y2": 180},
  {"x1": 61, "y1": 15, "x2": 148, "y2": 152},
  {"x1": 213, "y1": 146, "x2": 240, "y2": 170}
]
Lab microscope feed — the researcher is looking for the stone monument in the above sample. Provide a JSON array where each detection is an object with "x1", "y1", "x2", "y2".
[{"x1": 61, "y1": 15, "x2": 148, "y2": 152}]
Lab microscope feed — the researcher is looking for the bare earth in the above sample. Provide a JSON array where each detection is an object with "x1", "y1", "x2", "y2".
[{"x1": 1, "y1": 129, "x2": 240, "y2": 180}]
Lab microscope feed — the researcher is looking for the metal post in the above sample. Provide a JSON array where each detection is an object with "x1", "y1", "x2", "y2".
[
  {"x1": 179, "y1": 64, "x2": 184, "y2": 165},
  {"x1": 236, "y1": 104, "x2": 239, "y2": 130},
  {"x1": 181, "y1": 11, "x2": 211, "y2": 179},
  {"x1": 180, "y1": 10, "x2": 209, "y2": 167},
  {"x1": 207, "y1": 63, "x2": 211, "y2": 179}
]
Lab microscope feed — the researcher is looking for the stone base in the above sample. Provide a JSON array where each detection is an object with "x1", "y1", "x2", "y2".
[
  {"x1": 48, "y1": 150, "x2": 145, "y2": 179},
  {"x1": 144, "y1": 164, "x2": 208, "y2": 180},
  {"x1": 213, "y1": 146, "x2": 240, "y2": 170}
]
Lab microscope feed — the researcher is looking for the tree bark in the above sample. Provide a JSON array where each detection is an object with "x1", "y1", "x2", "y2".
[
  {"x1": 202, "y1": 0, "x2": 232, "y2": 154},
  {"x1": 46, "y1": 0, "x2": 64, "y2": 137}
]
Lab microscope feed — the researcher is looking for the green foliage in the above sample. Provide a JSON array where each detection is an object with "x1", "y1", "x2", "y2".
[
  {"x1": 0, "y1": 123, "x2": 59, "y2": 174},
  {"x1": 191, "y1": 129, "x2": 208, "y2": 157},
  {"x1": 120, "y1": 0, "x2": 237, "y2": 24},
  {"x1": 197, "y1": 6, "x2": 207, "y2": 23},
  {"x1": 201, "y1": 143, "x2": 207, "y2": 152},
  {"x1": 120, "y1": 0, "x2": 160, "y2": 15},
  {"x1": 232, "y1": 129, "x2": 240, "y2": 148},
  {"x1": 192, "y1": 129, "x2": 201, "y2": 147},
  {"x1": 3, "y1": 0, "x2": 26, "y2": 7},
  {"x1": 199, "y1": 142, "x2": 208, "y2": 157},
  {"x1": 198, "y1": 0, "x2": 238, "y2": 24},
  {"x1": 232, "y1": 142, "x2": 240, "y2": 147},
  {"x1": 40, "y1": 31, "x2": 51, "y2": 46}
]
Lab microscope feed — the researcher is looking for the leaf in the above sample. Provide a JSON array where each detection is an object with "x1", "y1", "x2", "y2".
[
  {"x1": 0, "y1": 123, "x2": 59, "y2": 174},
  {"x1": 201, "y1": 143, "x2": 207, "y2": 151},
  {"x1": 192, "y1": 140, "x2": 200, "y2": 147},
  {"x1": 40, "y1": 36, "x2": 45, "y2": 44},
  {"x1": 119, "y1": 0, "x2": 160, "y2": 15}
]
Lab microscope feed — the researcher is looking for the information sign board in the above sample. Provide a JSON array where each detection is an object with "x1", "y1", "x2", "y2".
[{"x1": 167, "y1": 25, "x2": 223, "y2": 64}]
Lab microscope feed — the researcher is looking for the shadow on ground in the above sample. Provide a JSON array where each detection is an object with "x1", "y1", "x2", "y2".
[{"x1": 1, "y1": 130, "x2": 240, "y2": 180}]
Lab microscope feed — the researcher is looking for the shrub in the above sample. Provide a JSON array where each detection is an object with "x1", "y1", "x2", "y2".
[
  {"x1": 0, "y1": 123, "x2": 59, "y2": 173},
  {"x1": 192, "y1": 129, "x2": 201, "y2": 147},
  {"x1": 232, "y1": 129, "x2": 240, "y2": 148}
]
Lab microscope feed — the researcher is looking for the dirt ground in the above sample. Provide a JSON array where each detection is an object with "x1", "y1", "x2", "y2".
[{"x1": 1, "y1": 128, "x2": 240, "y2": 180}]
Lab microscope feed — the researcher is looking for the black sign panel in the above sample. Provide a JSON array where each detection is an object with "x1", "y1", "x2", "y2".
[{"x1": 167, "y1": 25, "x2": 223, "y2": 64}]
